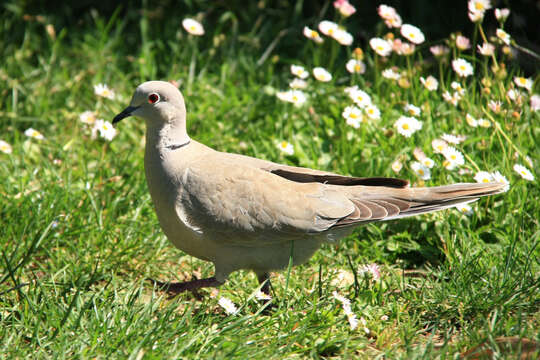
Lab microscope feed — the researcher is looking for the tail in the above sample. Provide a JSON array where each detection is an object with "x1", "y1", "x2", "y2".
[
  {"x1": 390, "y1": 182, "x2": 508, "y2": 219},
  {"x1": 335, "y1": 182, "x2": 508, "y2": 226}
]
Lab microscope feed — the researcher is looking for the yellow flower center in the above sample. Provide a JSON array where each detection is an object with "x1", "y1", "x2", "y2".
[
  {"x1": 409, "y1": 33, "x2": 415, "y2": 38},
  {"x1": 437, "y1": 146, "x2": 443, "y2": 151},
  {"x1": 475, "y1": 3, "x2": 484, "y2": 10},
  {"x1": 328, "y1": 29, "x2": 334, "y2": 35},
  {"x1": 519, "y1": 78, "x2": 526, "y2": 84},
  {"x1": 521, "y1": 170, "x2": 527, "y2": 175},
  {"x1": 354, "y1": 64, "x2": 361, "y2": 72},
  {"x1": 350, "y1": 113, "x2": 358, "y2": 119},
  {"x1": 376, "y1": 46, "x2": 383, "y2": 51},
  {"x1": 450, "y1": 155, "x2": 457, "y2": 160},
  {"x1": 103, "y1": 125, "x2": 109, "y2": 130},
  {"x1": 368, "y1": 109, "x2": 374, "y2": 114},
  {"x1": 402, "y1": 123, "x2": 409, "y2": 130},
  {"x1": 310, "y1": 31, "x2": 317, "y2": 38},
  {"x1": 190, "y1": 26, "x2": 196, "y2": 31},
  {"x1": 482, "y1": 178, "x2": 489, "y2": 183},
  {"x1": 281, "y1": 141, "x2": 288, "y2": 148},
  {"x1": 460, "y1": 65, "x2": 466, "y2": 71},
  {"x1": 418, "y1": 169, "x2": 424, "y2": 175}
]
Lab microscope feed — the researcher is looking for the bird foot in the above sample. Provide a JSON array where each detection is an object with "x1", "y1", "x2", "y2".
[{"x1": 148, "y1": 276, "x2": 223, "y2": 295}]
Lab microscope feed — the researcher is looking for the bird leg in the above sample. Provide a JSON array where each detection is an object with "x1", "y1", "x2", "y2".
[{"x1": 148, "y1": 276, "x2": 223, "y2": 295}]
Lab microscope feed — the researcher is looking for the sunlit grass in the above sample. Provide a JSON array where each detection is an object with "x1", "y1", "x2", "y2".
[{"x1": 0, "y1": 2, "x2": 539, "y2": 358}]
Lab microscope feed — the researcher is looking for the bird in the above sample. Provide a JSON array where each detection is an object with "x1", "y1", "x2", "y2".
[{"x1": 112, "y1": 80, "x2": 507, "y2": 296}]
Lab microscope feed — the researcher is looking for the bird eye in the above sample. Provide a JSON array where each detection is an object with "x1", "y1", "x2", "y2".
[{"x1": 148, "y1": 93, "x2": 160, "y2": 104}]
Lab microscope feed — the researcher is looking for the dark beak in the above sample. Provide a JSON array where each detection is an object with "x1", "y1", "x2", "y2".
[{"x1": 112, "y1": 106, "x2": 139, "y2": 125}]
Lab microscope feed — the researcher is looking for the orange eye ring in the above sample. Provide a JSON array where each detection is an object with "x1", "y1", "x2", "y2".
[{"x1": 148, "y1": 93, "x2": 160, "y2": 104}]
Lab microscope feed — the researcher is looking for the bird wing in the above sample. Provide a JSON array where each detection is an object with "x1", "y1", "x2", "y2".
[
  {"x1": 176, "y1": 157, "x2": 356, "y2": 243},
  {"x1": 176, "y1": 149, "x2": 506, "y2": 245}
]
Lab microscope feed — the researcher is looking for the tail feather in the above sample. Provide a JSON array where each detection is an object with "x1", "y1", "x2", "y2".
[{"x1": 334, "y1": 182, "x2": 507, "y2": 227}]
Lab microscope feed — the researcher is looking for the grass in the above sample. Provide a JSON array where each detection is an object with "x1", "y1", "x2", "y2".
[{"x1": 1, "y1": 2, "x2": 539, "y2": 358}]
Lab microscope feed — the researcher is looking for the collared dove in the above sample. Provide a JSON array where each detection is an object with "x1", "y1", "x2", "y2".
[{"x1": 113, "y1": 81, "x2": 507, "y2": 295}]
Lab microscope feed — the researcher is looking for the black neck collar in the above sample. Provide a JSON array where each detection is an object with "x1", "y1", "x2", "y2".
[{"x1": 165, "y1": 140, "x2": 190, "y2": 150}]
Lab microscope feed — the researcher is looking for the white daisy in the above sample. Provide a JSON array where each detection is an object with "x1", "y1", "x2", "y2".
[
  {"x1": 369, "y1": 37, "x2": 392, "y2": 57},
  {"x1": 0, "y1": 140, "x2": 12, "y2": 154},
  {"x1": 451, "y1": 81, "x2": 466, "y2": 95},
  {"x1": 276, "y1": 90, "x2": 307, "y2": 106},
  {"x1": 318, "y1": 20, "x2": 339, "y2": 37},
  {"x1": 400, "y1": 24, "x2": 425, "y2": 44},
  {"x1": 421, "y1": 157, "x2": 435, "y2": 168},
  {"x1": 348, "y1": 88, "x2": 372, "y2": 108},
  {"x1": 430, "y1": 45, "x2": 449, "y2": 57},
  {"x1": 513, "y1": 77, "x2": 532, "y2": 92},
  {"x1": 377, "y1": 5, "x2": 402, "y2": 28},
  {"x1": 477, "y1": 42, "x2": 495, "y2": 56},
  {"x1": 391, "y1": 160, "x2": 403, "y2": 173},
  {"x1": 277, "y1": 140, "x2": 294, "y2": 155},
  {"x1": 513, "y1": 164, "x2": 534, "y2": 181},
  {"x1": 382, "y1": 68, "x2": 401, "y2": 80},
  {"x1": 432, "y1": 139, "x2": 448, "y2": 153},
  {"x1": 411, "y1": 161, "x2": 431, "y2": 180},
  {"x1": 531, "y1": 94, "x2": 540, "y2": 111},
  {"x1": 506, "y1": 89, "x2": 521, "y2": 102},
  {"x1": 313, "y1": 67, "x2": 332, "y2": 82},
  {"x1": 496, "y1": 28, "x2": 511, "y2": 45},
  {"x1": 303, "y1": 26, "x2": 323, "y2": 43},
  {"x1": 334, "y1": 0, "x2": 356, "y2": 17},
  {"x1": 441, "y1": 133, "x2": 465, "y2": 144},
  {"x1": 394, "y1": 41, "x2": 415, "y2": 55},
  {"x1": 452, "y1": 58, "x2": 474, "y2": 77},
  {"x1": 413, "y1": 147, "x2": 427, "y2": 161},
  {"x1": 218, "y1": 297, "x2": 238, "y2": 315},
  {"x1": 466, "y1": 113, "x2": 478, "y2": 127},
  {"x1": 456, "y1": 35, "x2": 471, "y2": 50},
  {"x1": 420, "y1": 75, "x2": 439, "y2": 91},
  {"x1": 291, "y1": 65, "x2": 309, "y2": 79},
  {"x1": 358, "y1": 263, "x2": 381, "y2": 280},
  {"x1": 182, "y1": 18, "x2": 204, "y2": 36},
  {"x1": 93, "y1": 119, "x2": 117, "y2": 141},
  {"x1": 468, "y1": 10, "x2": 484, "y2": 22},
  {"x1": 377, "y1": 4, "x2": 397, "y2": 20},
  {"x1": 346, "y1": 59, "x2": 366, "y2": 74},
  {"x1": 491, "y1": 171, "x2": 509, "y2": 186},
  {"x1": 442, "y1": 91, "x2": 461, "y2": 106},
  {"x1": 94, "y1": 83, "x2": 115, "y2": 100},
  {"x1": 474, "y1": 171, "x2": 493, "y2": 183},
  {"x1": 24, "y1": 128, "x2": 45, "y2": 140},
  {"x1": 365, "y1": 104, "x2": 381, "y2": 120},
  {"x1": 289, "y1": 78, "x2": 307, "y2": 89},
  {"x1": 494, "y1": 8, "x2": 510, "y2": 22},
  {"x1": 442, "y1": 146, "x2": 465, "y2": 167},
  {"x1": 404, "y1": 103, "x2": 421, "y2": 116},
  {"x1": 394, "y1": 116, "x2": 422, "y2": 137},
  {"x1": 332, "y1": 290, "x2": 351, "y2": 307},
  {"x1": 488, "y1": 100, "x2": 502, "y2": 113},
  {"x1": 468, "y1": 0, "x2": 491, "y2": 15},
  {"x1": 255, "y1": 290, "x2": 272, "y2": 301},
  {"x1": 342, "y1": 105, "x2": 363, "y2": 128},
  {"x1": 79, "y1": 110, "x2": 97, "y2": 125},
  {"x1": 456, "y1": 203, "x2": 473, "y2": 215},
  {"x1": 477, "y1": 118, "x2": 491, "y2": 128},
  {"x1": 333, "y1": 28, "x2": 354, "y2": 46}
]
